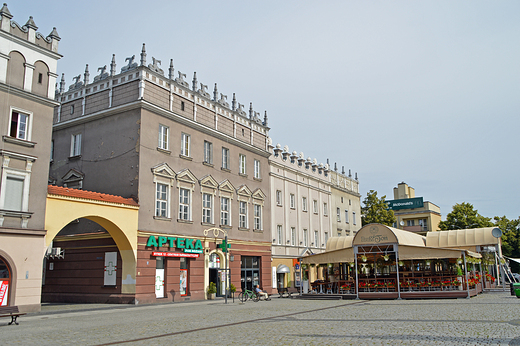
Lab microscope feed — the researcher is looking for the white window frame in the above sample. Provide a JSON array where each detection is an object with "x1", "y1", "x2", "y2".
[
  {"x1": 324, "y1": 232, "x2": 329, "y2": 246},
  {"x1": 353, "y1": 212, "x2": 356, "y2": 225},
  {"x1": 313, "y1": 200, "x2": 318, "y2": 214},
  {"x1": 302, "y1": 197, "x2": 307, "y2": 212},
  {"x1": 70, "y1": 133, "x2": 82, "y2": 157},
  {"x1": 323, "y1": 202, "x2": 328, "y2": 216},
  {"x1": 277, "y1": 225, "x2": 283, "y2": 245},
  {"x1": 0, "y1": 169, "x2": 30, "y2": 212},
  {"x1": 254, "y1": 159, "x2": 260, "y2": 179},
  {"x1": 254, "y1": 204, "x2": 262, "y2": 230},
  {"x1": 345, "y1": 209, "x2": 349, "y2": 223},
  {"x1": 337, "y1": 207, "x2": 341, "y2": 222},
  {"x1": 314, "y1": 230, "x2": 318, "y2": 248},
  {"x1": 239, "y1": 154, "x2": 246, "y2": 175},
  {"x1": 291, "y1": 227, "x2": 296, "y2": 246},
  {"x1": 155, "y1": 182, "x2": 169, "y2": 218},
  {"x1": 9, "y1": 108, "x2": 32, "y2": 141},
  {"x1": 158, "y1": 124, "x2": 169, "y2": 150},
  {"x1": 220, "y1": 197, "x2": 230, "y2": 226},
  {"x1": 222, "y1": 147, "x2": 230, "y2": 169},
  {"x1": 239, "y1": 200, "x2": 248, "y2": 229},
  {"x1": 181, "y1": 133, "x2": 190, "y2": 157},
  {"x1": 290, "y1": 194, "x2": 295, "y2": 209},
  {"x1": 202, "y1": 193, "x2": 213, "y2": 224},
  {"x1": 276, "y1": 190, "x2": 282, "y2": 206},
  {"x1": 178, "y1": 188, "x2": 191, "y2": 221},
  {"x1": 337, "y1": 230, "x2": 342, "y2": 237},
  {"x1": 204, "y1": 141, "x2": 213, "y2": 164},
  {"x1": 303, "y1": 229, "x2": 308, "y2": 247}
]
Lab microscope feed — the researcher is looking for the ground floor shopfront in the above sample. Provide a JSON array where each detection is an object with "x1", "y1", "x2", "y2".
[
  {"x1": 301, "y1": 224, "x2": 501, "y2": 299},
  {"x1": 135, "y1": 232, "x2": 272, "y2": 304}
]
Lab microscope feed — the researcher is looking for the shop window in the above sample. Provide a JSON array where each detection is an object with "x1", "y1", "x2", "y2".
[
  {"x1": 241, "y1": 256, "x2": 260, "y2": 291},
  {"x1": 0, "y1": 258, "x2": 10, "y2": 306},
  {"x1": 155, "y1": 257, "x2": 165, "y2": 298}
]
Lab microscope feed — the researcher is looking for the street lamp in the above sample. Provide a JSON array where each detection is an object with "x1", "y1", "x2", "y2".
[{"x1": 203, "y1": 227, "x2": 230, "y2": 304}]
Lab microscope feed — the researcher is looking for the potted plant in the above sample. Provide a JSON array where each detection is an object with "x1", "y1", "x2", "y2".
[
  {"x1": 207, "y1": 282, "x2": 217, "y2": 300},
  {"x1": 383, "y1": 254, "x2": 390, "y2": 262},
  {"x1": 361, "y1": 255, "x2": 367, "y2": 262},
  {"x1": 229, "y1": 283, "x2": 236, "y2": 298}
]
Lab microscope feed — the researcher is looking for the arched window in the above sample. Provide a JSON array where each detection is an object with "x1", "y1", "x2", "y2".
[
  {"x1": 32, "y1": 60, "x2": 49, "y2": 97},
  {"x1": 6, "y1": 51, "x2": 25, "y2": 89},
  {"x1": 0, "y1": 257, "x2": 11, "y2": 306}
]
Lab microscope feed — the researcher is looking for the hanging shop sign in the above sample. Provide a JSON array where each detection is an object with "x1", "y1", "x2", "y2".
[
  {"x1": 146, "y1": 236, "x2": 203, "y2": 254},
  {"x1": 386, "y1": 197, "x2": 424, "y2": 210}
]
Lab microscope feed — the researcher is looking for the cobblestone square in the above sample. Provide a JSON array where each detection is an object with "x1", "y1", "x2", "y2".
[{"x1": 1, "y1": 291, "x2": 519, "y2": 345}]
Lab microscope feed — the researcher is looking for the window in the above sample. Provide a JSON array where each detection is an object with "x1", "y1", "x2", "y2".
[
  {"x1": 323, "y1": 202, "x2": 328, "y2": 216},
  {"x1": 204, "y1": 141, "x2": 213, "y2": 164},
  {"x1": 222, "y1": 147, "x2": 230, "y2": 169},
  {"x1": 50, "y1": 140, "x2": 54, "y2": 161},
  {"x1": 303, "y1": 229, "x2": 308, "y2": 247},
  {"x1": 220, "y1": 197, "x2": 230, "y2": 226},
  {"x1": 290, "y1": 194, "x2": 295, "y2": 209},
  {"x1": 254, "y1": 204, "x2": 262, "y2": 230},
  {"x1": 254, "y1": 159, "x2": 261, "y2": 179},
  {"x1": 345, "y1": 210, "x2": 349, "y2": 223},
  {"x1": 202, "y1": 193, "x2": 212, "y2": 224},
  {"x1": 4, "y1": 176, "x2": 24, "y2": 211},
  {"x1": 353, "y1": 212, "x2": 356, "y2": 225},
  {"x1": 324, "y1": 232, "x2": 329, "y2": 246},
  {"x1": 70, "y1": 105, "x2": 74, "y2": 115},
  {"x1": 277, "y1": 225, "x2": 282, "y2": 245},
  {"x1": 239, "y1": 154, "x2": 246, "y2": 175},
  {"x1": 71, "y1": 133, "x2": 82, "y2": 157},
  {"x1": 337, "y1": 229, "x2": 342, "y2": 237},
  {"x1": 291, "y1": 227, "x2": 296, "y2": 246},
  {"x1": 178, "y1": 188, "x2": 190, "y2": 220},
  {"x1": 9, "y1": 111, "x2": 29, "y2": 140},
  {"x1": 239, "y1": 201, "x2": 247, "y2": 228},
  {"x1": 181, "y1": 133, "x2": 190, "y2": 157},
  {"x1": 38, "y1": 73, "x2": 43, "y2": 84},
  {"x1": 407, "y1": 220, "x2": 415, "y2": 226},
  {"x1": 302, "y1": 197, "x2": 307, "y2": 212},
  {"x1": 337, "y1": 207, "x2": 341, "y2": 222},
  {"x1": 158, "y1": 125, "x2": 169, "y2": 150},
  {"x1": 155, "y1": 183, "x2": 168, "y2": 217},
  {"x1": 276, "y1": 190, "x2": 282, "y2": 206},
  {"x1": 313, "y1": 200, "x2": 318, "y2": 214},
  {"x1": 314, "y1": 230, "x2": 318, "y2": 247},
  {"x1": 181, "y1": 101, "x2": 185, "y2": 111}
]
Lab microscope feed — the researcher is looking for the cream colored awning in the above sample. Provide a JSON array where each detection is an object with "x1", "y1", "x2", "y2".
[
  {"x1": 326, "y1": 236, "x2": 354, "y2": 251},
  {"x1": 398, "y1": 245, "x2": 462, "y2": 260},
  {"x1": 301, "y1": 248, "x2": 354, "y2": 264},
  {"x1": 425, "y1": 228, "x2": 501, "y2": 248}
]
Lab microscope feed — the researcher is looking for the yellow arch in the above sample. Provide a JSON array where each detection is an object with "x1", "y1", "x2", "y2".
[{"x1": 45, "y1": 193, "x2": 139, "y2": 294}]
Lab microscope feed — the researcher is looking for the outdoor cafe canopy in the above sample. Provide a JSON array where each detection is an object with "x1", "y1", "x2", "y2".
[{"x1": 301, "y1": 224, "x2": 484, "y2": 264}]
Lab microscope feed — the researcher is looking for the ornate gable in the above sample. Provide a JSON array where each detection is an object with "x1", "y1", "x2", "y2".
[
  {"x1": 219, "y1": 179, "x2": 235, "y2": 199},
  {"x1": 236, "y1": 184, "x2": 252, "y2": 202},
  {"x1": 200, "y1": 174, "x2": 218, "y2": 195},
  {"x1": 176, "y1": 168, "x2": 197, "y2": 184},
  {"x1": 151, "y1": 163, "x2": 175, "y2": 186},
  {"x1": 252, "y1": 188, "x2": 266, "y2": 200},
  {"x1": 62, "y1": 168, "x2": 85, "y2": 189}
]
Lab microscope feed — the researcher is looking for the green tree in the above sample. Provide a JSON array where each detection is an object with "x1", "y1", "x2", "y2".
[
  {"x1": 493, "y1": 216, "x2": 520, "y2": 272},
  {"x1": 361, "y1": 190, "x2": 396, "y2": 226},
  {"x1": 438, "y1": 202, "x2": 493, "y2": 230}
]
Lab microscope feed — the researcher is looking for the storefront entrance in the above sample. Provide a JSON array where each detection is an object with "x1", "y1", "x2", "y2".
[
  {"x1": 209, "y1": 253, "x2": 224, "y2": 297},
  {"x1": 0, "y1": 257, "x2": 10, "y2": 306},
  {"x1": 241, "y1": 256, "x2": 260, "y2": 291}
]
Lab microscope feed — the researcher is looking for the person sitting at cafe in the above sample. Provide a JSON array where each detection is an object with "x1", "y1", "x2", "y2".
[{"x1": 255, "y1": 285, "x2": 270, "y2": 300}]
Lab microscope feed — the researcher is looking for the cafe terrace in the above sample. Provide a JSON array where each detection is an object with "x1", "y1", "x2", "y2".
[{"x1": 301, "y1": 224, "x2": 502, "y2": 299}]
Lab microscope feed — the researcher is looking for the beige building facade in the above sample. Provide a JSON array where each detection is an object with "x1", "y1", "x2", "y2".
[
  {"x1": 387, "y1": 182, "x2": 441, "y2": 235},
  {"x1": 0, "y1": 4, "x2": 61, "y2": 311},
  {"x1": 269, "y1": 144, "x2": 360, "y2": 291}
]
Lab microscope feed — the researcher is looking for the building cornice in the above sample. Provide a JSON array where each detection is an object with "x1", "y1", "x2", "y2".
[
  {"x1": 0, "y1": 83, "x2": 59, "y2": 107},
  {"x1": 0, "y1": 29, "x2": 62, "y2": 60}
]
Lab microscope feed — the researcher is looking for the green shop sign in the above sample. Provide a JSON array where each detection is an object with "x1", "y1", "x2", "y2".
[
  {"x1": 386, "y1": 197, "x2": 424, "y2": 210},
  {"x1": 146, "y1": 236, "x2": 203, "y2": 254}
]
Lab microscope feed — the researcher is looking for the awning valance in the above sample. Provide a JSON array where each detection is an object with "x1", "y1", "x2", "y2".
[
  {"x1": 398, "y1": 245, "x2": 462, "y2": 260},
  {"x1": 301, "y1": 248, "x2": 354, "y2": 264},
  {"x1": 425, "y1": 228, "x2": 501, "y2": 248}
]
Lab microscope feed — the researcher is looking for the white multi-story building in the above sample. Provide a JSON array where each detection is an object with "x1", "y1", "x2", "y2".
[{"x1": 269, "y1": 142, "x2": 360, "y2": 290}]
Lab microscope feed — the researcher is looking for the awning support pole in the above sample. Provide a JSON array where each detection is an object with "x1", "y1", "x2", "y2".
[
  {"x1": 464, "y1": 252, "x2": 470, "y2": 299},
  {"x1": 355, "y1": 252, "x2": 359, "y2": 299},
  {"x1": 396, "y1": 246, "x2": 401, "y2": 299}
]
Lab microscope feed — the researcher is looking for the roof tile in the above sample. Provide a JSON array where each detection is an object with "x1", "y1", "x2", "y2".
[{"x1": 48, "y1": 185, "x2": 139, "y2": 207}]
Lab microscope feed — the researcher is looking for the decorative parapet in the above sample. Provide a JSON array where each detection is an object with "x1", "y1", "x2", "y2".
[
  {"x1": 0, "y1": 4, "x2": 60, "y2": 53},
  {"x1": 270, "y1": 140, "x2": 359, "y2": 194}
]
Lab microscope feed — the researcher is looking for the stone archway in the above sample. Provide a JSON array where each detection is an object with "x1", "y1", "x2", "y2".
[{"x1": 45, "y1": 186, "x2": 139, "y2": 296}]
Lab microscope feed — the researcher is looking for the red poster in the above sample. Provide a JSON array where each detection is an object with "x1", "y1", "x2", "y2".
[{"x1": 0, "y1": 281, "x2": 9, "y2": 306}]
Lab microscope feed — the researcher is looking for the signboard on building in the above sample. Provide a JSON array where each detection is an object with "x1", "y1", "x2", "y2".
[{"x1": 386, "y1": 197, "x2": 424, "y2": 210}]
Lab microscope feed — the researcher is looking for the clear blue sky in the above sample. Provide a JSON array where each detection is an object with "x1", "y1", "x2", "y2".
[{"x1": 11, "y1": 1, "x2": 520, "y2": 220}]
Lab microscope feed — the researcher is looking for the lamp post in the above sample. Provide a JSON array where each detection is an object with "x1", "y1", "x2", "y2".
[{"x1": 204, "y1": 227, "x2": 230, "y2": 304}]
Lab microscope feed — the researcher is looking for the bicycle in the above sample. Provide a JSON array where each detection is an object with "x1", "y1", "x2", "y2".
[{"x1": 238, "y1": 289, "x2": 259, "y2": 302}]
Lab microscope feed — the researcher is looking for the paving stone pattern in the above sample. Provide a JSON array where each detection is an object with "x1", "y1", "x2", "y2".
[{"x1": 1, "y1": 292, "x2": 519, "y2": 345}]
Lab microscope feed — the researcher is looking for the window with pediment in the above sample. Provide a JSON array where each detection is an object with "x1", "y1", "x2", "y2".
[
  {"x1": 151, "y1": 163, "x2": 176, "y2": 219},
  {"x1": 237, "y1": 185, "x2": 252, "y2": 230},
  {"x1": 218, "y1": 180, "x2": 235, "y2": 227},
  {"x1": 200, "y1": 175, "x2": 218, "y2": 225},
  {"x1": 176, "y1": 169, "x2": 197, "y2": 222}
]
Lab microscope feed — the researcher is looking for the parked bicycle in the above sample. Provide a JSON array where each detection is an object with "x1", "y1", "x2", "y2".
[{"x1": 238, "y1": 289, "x2": 259, "y2": 302}]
